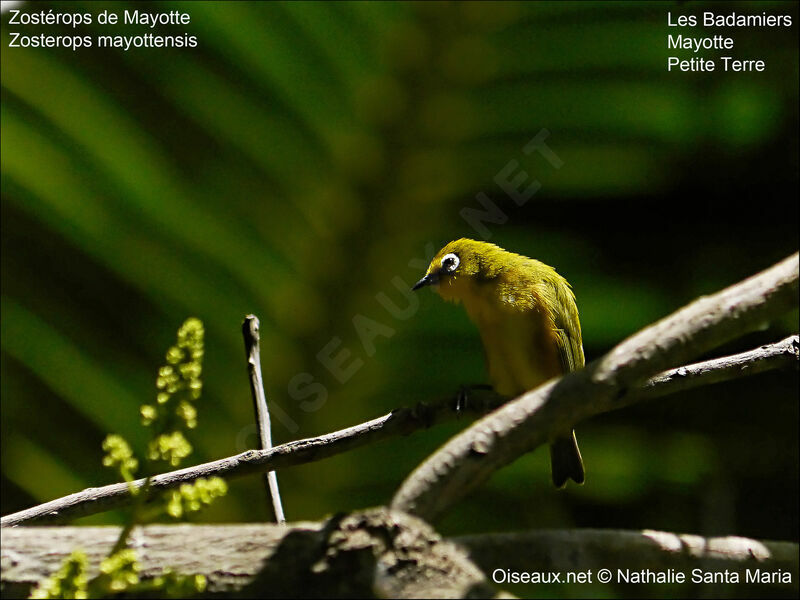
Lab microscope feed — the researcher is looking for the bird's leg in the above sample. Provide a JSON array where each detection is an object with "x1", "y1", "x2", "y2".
[
  {"x1": 410, "y1": 401, "x2": 435, "y2": 428},
  {"x1": 455, "y1": 383, "x2": 494, "y2": 414}
]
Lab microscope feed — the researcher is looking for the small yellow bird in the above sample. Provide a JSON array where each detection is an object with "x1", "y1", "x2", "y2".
[{"x1": 413, "y1": 238, "x2": 585, "y2": 488}]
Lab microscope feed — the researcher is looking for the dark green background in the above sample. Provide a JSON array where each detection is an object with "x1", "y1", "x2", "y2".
[{"x1": 2, "y1": 1, "x2": 798, "y2": 597}]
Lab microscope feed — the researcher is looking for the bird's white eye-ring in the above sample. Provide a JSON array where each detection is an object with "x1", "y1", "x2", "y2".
[{"x1": 441, "y1": 253, "x2": 460, "y2": 273}]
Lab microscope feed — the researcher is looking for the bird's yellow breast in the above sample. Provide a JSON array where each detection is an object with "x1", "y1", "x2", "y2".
[{"x1": 458, "y1": 284, "x2": 562, "y2": 397}]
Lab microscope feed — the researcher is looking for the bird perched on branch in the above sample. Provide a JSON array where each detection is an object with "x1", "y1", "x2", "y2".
[{"x1": 412, "y1": 238, "x2": 585, "y2": 488}]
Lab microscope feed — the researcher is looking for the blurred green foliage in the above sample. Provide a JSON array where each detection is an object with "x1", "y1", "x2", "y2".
[{"x1": 1, "y1": 1, "x2": 798, "y2": 597}]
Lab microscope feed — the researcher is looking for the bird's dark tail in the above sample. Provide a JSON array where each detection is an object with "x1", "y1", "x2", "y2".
[{"x1": 550, "y1": 430, "x2": 585, "y2": 488}]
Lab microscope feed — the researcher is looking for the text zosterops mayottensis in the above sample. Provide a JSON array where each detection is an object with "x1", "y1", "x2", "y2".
[{"x1": 413, "y1": 238, "x2": 585, "y2": 488}]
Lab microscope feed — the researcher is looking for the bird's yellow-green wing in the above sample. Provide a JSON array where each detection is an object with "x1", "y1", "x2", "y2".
[
  {"x1": 542, "y1": 270, "x2": 587, "y2": 486},
  {"x1": 554, "y1": 328, "x2": 580, "y2": 373},
  {"x1": 551, "y1": 283, "x2": 585, "y2": 374}
]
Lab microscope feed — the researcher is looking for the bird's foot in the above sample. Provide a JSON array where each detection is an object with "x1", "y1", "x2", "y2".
[
  {"x1": 411, "y1": 401, "x2": 435, "y2": 428},
  {"x1": 455, "y1": 383, "x2": 493, "y2": 414}
]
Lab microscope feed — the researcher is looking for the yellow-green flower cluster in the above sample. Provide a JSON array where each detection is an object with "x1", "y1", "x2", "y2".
[
  {"x1": 147, "y1": 431, "x2": 192, "y2": 467},
  {"x1": 139, "y1": 404, "x2": 157, "y2": 426},
  {"x1": 101, "y1": 435, "x2": 138, "y2": 482},
  {"x1": 149, "y1": 571, "x2": 207, "y2": 597},
  {"x1": 29, "y1": 549, "x2": 208, "y2": 598},
  {"x1": 138, "y1": 318, "x2": 204, "y2": 470},
  {"x1": 99, "y1": 549, "x2": 139, "y2": 592},
  {"x1": 140, "y1": 318, "x2": 204, "y2": 434},
  {"x1": 175, "y1": 401, "x2": 197, "y2": 429},
  {"x1": 30, "y1": 550, "x2": 89, "y2": 599},
  {"x1": 166, "y1": 477, "x2": 228, "y2": 519},
  {"x1": 32, "y1": 318, "x2": 220, "y2": 599}
]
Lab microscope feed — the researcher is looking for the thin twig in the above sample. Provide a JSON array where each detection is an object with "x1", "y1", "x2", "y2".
[
  {"x1": 391, "y1": 253, "x2": 799, "y2": 521},
  {"x1": 1, "y1": 333, "x2": 796, "y2": 528},
  {"x1": 242, "y1": 315, "x2": 285, "y2": 524}
]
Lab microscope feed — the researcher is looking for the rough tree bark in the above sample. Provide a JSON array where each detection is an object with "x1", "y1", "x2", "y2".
[
  {"x1": 2, "y1": 517, "x2": 796, "y2": 598},
  {"x1": 1, "y1": 510, "x2": 501, "y2": 599}
]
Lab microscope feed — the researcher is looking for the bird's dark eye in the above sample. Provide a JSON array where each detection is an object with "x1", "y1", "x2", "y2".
[{"x1": 440, "y1": 253, "x2": 460, "y2": 273}]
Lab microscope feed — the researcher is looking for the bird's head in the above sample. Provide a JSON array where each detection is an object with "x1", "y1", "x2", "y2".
[{"x1": 412, "y1": 238, "x2": 506, "y2": 303}]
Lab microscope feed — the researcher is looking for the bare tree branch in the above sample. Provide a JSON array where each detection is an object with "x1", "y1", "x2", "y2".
[
  {"x1": 242, "y1": 315, "x2": 286, "y2": 524},
  {"x1": 637, "y1": 334, "x2": 798, "y2": 401},
  {"x1": 2, "y1": 521, "x2": 795, "y2": 598},
  {"x1": 391, "y1": 253, "x2": 799, "y2": 521},
  {"x1": 0, "y1": 510, "x2": 502, "y2": 599},
  {"x1": 1, "y1": 332, "x2": 796, "y2": 528}
]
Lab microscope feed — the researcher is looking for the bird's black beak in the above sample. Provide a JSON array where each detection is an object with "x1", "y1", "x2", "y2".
[{"x1": 412, "y1": 272, "x2": 438, "y2": 291}]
